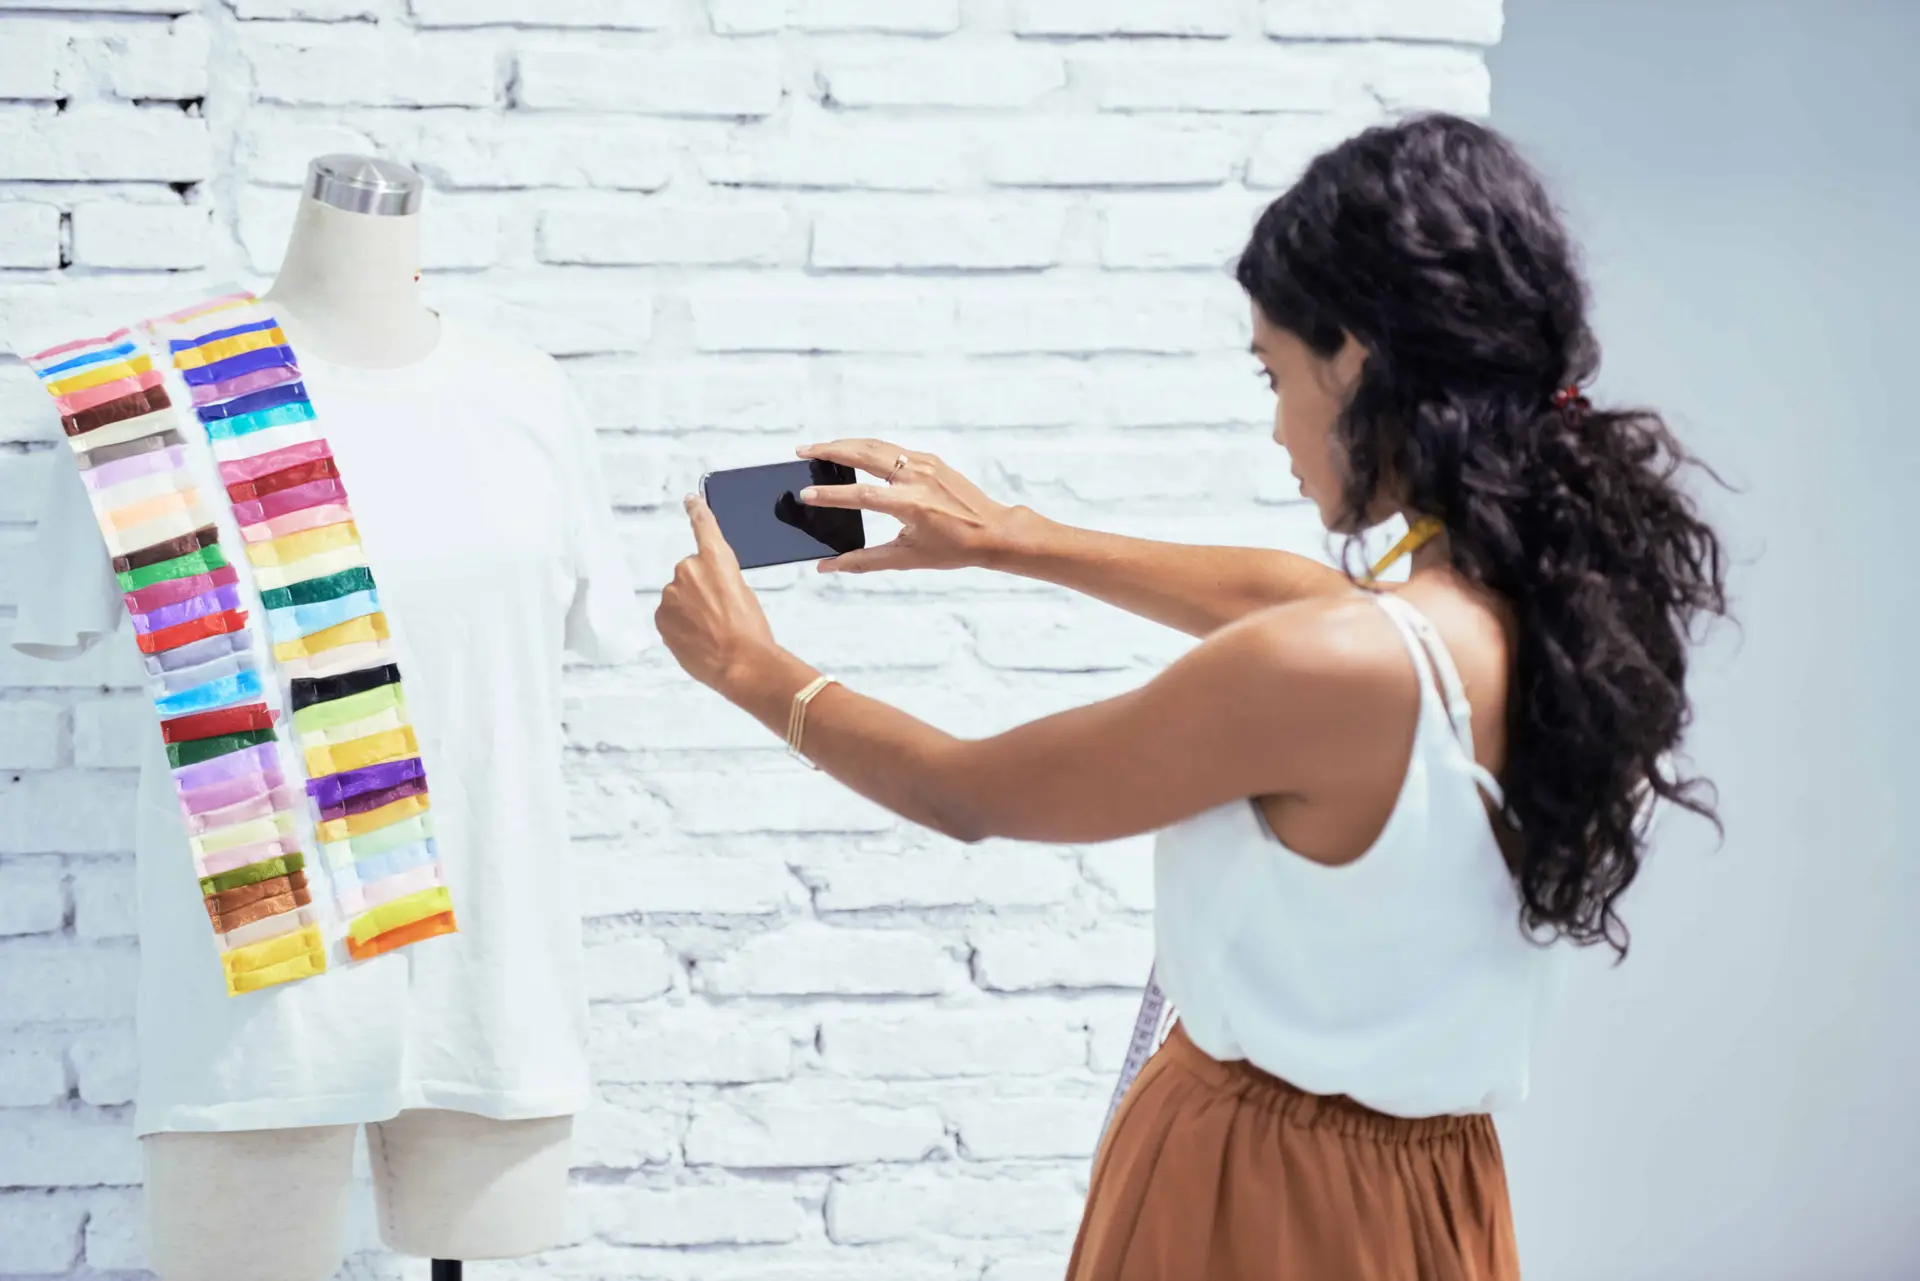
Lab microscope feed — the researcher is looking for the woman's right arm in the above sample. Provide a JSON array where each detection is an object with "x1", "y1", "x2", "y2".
[{"x1": 798, "y1": 439, "x2": 1352, "y2": 638}]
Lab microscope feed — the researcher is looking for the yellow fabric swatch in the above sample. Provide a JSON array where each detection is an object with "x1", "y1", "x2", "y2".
[
  {"x1": 246, "y1": 521, "x2": 360, "y2": 568},
  {"x1": 172, "y1": 327, "x2": 287, "y2": 369},
  {"x1": 304, "y1": 725, "x2": 417, "y2": 778},
  {"x1": 226, "y1": 944, "x2": 327, "y2": 994},
  {"x1": 316, "y1": 792, "x2": 430, "y2": 845},
  {"x1": 348, "y1": 886, "x2": 453, "y2": 945},
  {"x1": 250, "y1": 545, "x2": 369, "y2": 592},
  {"x1": 46, "y1": 354, "x2": 155, "y2": 397},
  {"x1": 272, "y1": 611, "x2": 389, "y2": 663},
  {"x1": 222, "y1": 923, "x2": 324, "y2": 977}
]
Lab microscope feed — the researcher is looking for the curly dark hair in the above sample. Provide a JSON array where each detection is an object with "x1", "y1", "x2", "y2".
[{"x1": 1236, "y1": 113, "x2": 1729, "y2": 958}]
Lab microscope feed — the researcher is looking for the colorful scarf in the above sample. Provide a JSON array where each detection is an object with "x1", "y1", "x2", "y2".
[{"x1": 24, "y1": 291, "x2": 456, "y2": 995}]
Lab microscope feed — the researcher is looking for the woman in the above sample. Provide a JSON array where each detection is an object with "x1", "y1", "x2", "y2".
[{"x1": 655, "y1": 114, "x2": 1728, "y2": 1279}]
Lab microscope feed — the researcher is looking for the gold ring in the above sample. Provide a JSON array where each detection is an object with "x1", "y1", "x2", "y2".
[{"x1": 886, "y1": 453, "x2": 910, "y2": 484}]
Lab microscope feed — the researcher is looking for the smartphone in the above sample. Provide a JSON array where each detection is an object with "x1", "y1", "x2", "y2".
[{"x1": 700, "y1": 460, "x2": 866, "y2": 570}]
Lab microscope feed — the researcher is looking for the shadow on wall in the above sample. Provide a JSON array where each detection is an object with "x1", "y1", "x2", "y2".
[{"x1": 1488, "y1": 1, "x2": 1920, "y2": 1279}]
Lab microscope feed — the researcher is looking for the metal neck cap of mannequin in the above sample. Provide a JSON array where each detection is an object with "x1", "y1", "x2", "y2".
[{"x1": 305, "y1": 154, "x2": 424, "y2": 217}]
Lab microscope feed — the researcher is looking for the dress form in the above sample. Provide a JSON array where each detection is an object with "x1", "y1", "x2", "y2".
[
  {"x1": 134, "y1": 156, "x2": 574, "y2": 1281},
  {"x1": 259, "y1": 154, "x2": 440, "y2": 369}
]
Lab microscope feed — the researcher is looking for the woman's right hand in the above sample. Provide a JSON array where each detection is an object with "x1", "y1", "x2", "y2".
[{"x1": 795, "y1": 439, "x2": 1020, "y2": 574}]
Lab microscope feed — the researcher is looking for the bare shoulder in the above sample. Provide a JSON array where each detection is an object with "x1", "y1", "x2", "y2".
[{"x1": 1197, "y1": 593, "x2": 1420, "y2": 729}]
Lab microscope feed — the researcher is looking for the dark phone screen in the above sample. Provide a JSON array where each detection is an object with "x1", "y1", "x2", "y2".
[{"x1": 702, "y1": 460, "x2": 866, "y2": 569}]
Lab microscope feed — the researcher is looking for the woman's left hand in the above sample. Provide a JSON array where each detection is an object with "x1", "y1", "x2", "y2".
[{"x1": 656, "y1": 495, "x2": 777, "y2": 692}]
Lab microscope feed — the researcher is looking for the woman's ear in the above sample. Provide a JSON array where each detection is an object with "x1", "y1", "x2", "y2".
[{"x1": 1333, "y1": 331, "x2": 1369, "y2": 388}]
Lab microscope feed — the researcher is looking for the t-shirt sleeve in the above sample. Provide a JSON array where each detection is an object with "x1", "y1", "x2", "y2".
[
  {"x1": 556, "y1": 370, "x2": 643, "y2": 665},
  {"x1": 11, "y1": 451, "x2": 122, "y2": 660}
]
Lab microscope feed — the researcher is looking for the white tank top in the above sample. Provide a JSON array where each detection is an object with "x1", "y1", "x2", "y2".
[{"x1": 1152, "y1": 592, "x2": 1569, "y2": 1117}]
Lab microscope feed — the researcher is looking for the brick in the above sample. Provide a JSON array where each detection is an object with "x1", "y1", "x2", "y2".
[
  {"x1": 686, "y1": 1092, "x2": 948, "y2": 1167},
  {"x1": 0, "y1": 773, "x2": 138, "y2": 855},
  {"x1": 1350, "y1": 43, "x2": 1492, "y2": 115},
  {"x1": 993, "y1": 438, "x2": 1269, "y2": 503},
  {"x1": 1098, "y1": 355, "x2": 1273, "y2": 428},
  {"x1": 819, "y1": 1008, "x2": 1086, "y2": 1078},
  {"x1": 573, "y1": 1092, "x2": 682, "y2": 1169},
  {"x1": 983, "y1": 122, "x2": 1238, "y2": 188},
  {"x1": 246, "y1": 30, "x2": 497, "y2": 107},
  {"x1": 1010, "y1": 0, "x2": 1236, "y2": 38},
  {"x1": 70, "y1": 202, "x2": 210, "y2": 270},
  {"x1": 0, "y1": 0, "x2": 194, "y2": 7},
  {"x1": 0, "y1": 24, "x2": 63, "y2": 100},
  {"x1": 583, "y1": 1183, "x2": 808, "y2": 1247},
  {"x1": 702, "y1": 119, "x2": 974, "y2": 192},
  {"x1": 93, "y1": 15, "x2": 210, "y2": 100},
  {"x1": 711, "y1": 0, "x2": 959, "y2": 34},
  {"x1": 232, "y1": 117, "x2": 376, "y2": 184},
  {"x1": 0, "y1": 201, "x2": 59, "y2": 268},
  {"x1": 1098, "y1": 193, "x2": 1266, "y2": 269},
  {"x1": 955, "y1": 286, "x2": 1244, "y2": 355},
  {"x1": 1083, "y1": 994, "x2": 1144, "y2": 1072},
  {"x1": 412, "y1": 0, "x2": 673, "y2": 25},
  {"x1": 972, "y1": 924, "x2": 1152, "y2": 991},
  {"x1": 70, "y1": 1027, "x2": 137, "y2": 1106},
  {"x1": 0, "y1": 856, "x2": 66, "y2": 936},
  {"x1": 811, "y1": 199, "x2": 1067, "y2": 271},
  {"x1": 0, "y1": 623, "x2": 146, "y2": 690},
  {"x1": 0, "y1": 1108, "x2": 142, "y2": 1186},
  {"x1": 1264, "y1": 0, "x2": 1504, "y2": 44},
  {"x1": 72, "y1": 698, "x2": 148, "y2": 769},
  {"x1": 802, "y1": 845, "x2": 1081, "y2": 911},
  {"x1": 1078, "y1": 50, "x2": 1337, "y2": 113},
  {"x1": 1079, "y1": 838, "x2": 1154, "y2": 911},
  {"x1": 0, "y1": 107, "x2": 209, "y2": 182},
  {"x1": 690, "y1": 285, "x2": 952, "y2": 355},
  {"x1": 575, "y1": 846, "x2": 806, "y2": 917},
  {"x1": 0, "y1": 702, "x2": 62, "y2": 770},
  {"x1": 698, "y1": 925, "x2": 962, "y2": 997},
  {"x1": 568, "y1": 361, "x2": 815, "y2": 432},
  {"x1": 984, "y1": 1258, "x2": 1074, "y2": 1281},
  {"x1": 516, "y1": 49, "x2": 783, "y2": 116},
  {"x1": 72, "y1": 856, "x2": 137, "y2": 940},
  {"x1": 0, "y1": 367, "x2": 52, "y2": 444},
  {"x1": 966, "y1": 601, "x2": 1165, "y2": 673},
  {"x1": 234, "y1": 0, "x2": 374, "y2": 14},
  {"x1": 0, "y1": 940, "x2": 138, "y2": 1022},
  {"x1": 567, "y1": 761, "x2": 674, "y2": 839},
  {"x1": 591, "y1": 1007, "x2": 795, "y2": 1084},
  {"x1": 435, "y1": 285, "x2": 655, "y2": 355},
  {"x1": 827, "y1": 1169, "x2": 1084, "y2": 1243},
  {"x1": 648, "y1": 772, "x2": 894, "y2": 836},
  {"x1": 822, "y1": 50, "x2": 1064, "y2": 109},
  {"x1": 832, "y1": 363, "x2": 1085, "y2": 431},
  {"x1": 81, "y1": 1190, "x2": 143, "y2": 1271},
  {"x1": 0, "y1": 1191, "x2": 84, "y2": 1274},
  {"x1": 948, "y1": 1090, "x2": 1104, "y2": 1159},
  {"x1": 538, "y1": 204, "x2": 795, "y2": 267},
  {"x1": 568, "y1": 681, "x2": 779, "y2": 751},
  {"x1": 584, "y1": 937, "x2": 679, "y2": 1002},
  {"x1": 0, "y1": 1040, "x2": 66, "y2": 1106}
]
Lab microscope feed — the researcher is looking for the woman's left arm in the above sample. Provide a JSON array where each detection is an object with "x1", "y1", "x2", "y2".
[{"x1": 657, "y1": 496, "x2": 1396, "y2": 844}]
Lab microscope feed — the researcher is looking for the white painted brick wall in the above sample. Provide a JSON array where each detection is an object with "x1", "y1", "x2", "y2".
[{"x1": 0, "y1": 0, "x2": 1499, "y2": 1275}]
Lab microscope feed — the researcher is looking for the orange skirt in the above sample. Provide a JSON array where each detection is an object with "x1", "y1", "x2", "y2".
[{"x1": 1068, "y1": 1025, "x2": 1520, "y2": 1281}]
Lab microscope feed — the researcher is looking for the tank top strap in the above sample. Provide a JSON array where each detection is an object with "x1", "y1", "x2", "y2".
[{"x1": 1371, "y1": 592, "x2": 1506, "y2": 809}]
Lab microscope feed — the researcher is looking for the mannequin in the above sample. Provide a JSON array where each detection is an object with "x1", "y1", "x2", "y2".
[{"x1": 132, "y1": 157, "x2": 576, "y2": 1281}]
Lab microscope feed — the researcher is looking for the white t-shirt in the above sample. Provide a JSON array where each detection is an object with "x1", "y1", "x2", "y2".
[{"x1": 11, "y1": 314, "x2": 641, "y2": 1136}]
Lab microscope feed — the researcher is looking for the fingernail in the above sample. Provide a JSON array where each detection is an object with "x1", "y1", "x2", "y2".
[
  {"x1": 817, "y1": 559, "x2": 837, "y2": 573},
  {"x1": 798, "y1": 488, "x2": 816, "y2": 503},
  {"x1": 683, "y1": 494, "x2": 696, "y2": 509}
]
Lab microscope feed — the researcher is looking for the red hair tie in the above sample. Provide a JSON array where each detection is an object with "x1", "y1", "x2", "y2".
[{"x1": 1552, "y1": 385, "x2": 1591, "y2": 417}]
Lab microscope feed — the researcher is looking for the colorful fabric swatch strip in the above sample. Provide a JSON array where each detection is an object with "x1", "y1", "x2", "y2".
[
  {"x1": 145, "y1": 292, "x2": 457, "y2": 966},
  {"x1": 22, "y1": 291, "x2": 458, "y2": 995},
  {"x1": 24, "y1": 325, "x2": 327, "y2": 997}
]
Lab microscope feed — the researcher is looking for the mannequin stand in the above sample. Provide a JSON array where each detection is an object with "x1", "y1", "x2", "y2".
[{"x1": 431, "y1": 1261, "x2": 461, "y2": 1279}]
